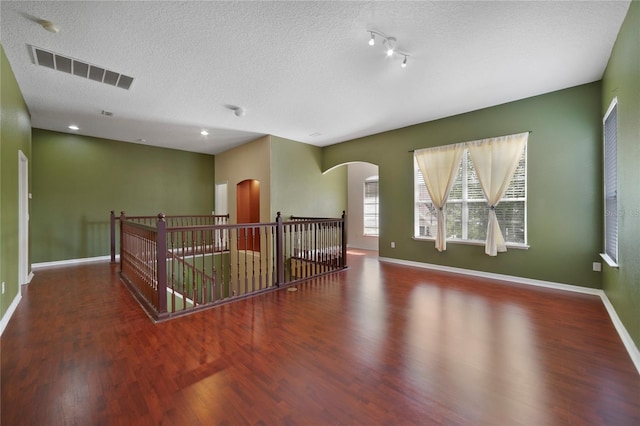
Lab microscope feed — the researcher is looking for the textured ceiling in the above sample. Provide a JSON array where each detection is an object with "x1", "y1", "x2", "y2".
[{"x1": 0, "y1": 1, "x2": 631, "y2": 155}]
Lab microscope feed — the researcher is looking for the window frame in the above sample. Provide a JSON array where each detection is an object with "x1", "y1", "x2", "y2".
[
  {"x1": 601, "y1": 98, "x2": 619, "y2": 268},
  {"x1": 363, "y1": 176, "x2": 379, "y2": 237},
  {"x1": 413, "y1": 145, "x2": 528, "y2": 249}
]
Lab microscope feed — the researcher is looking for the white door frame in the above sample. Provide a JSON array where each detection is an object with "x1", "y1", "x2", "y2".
[
  {"x1": 18, "y1": 150, "x2": 29, "y2": 285},
  {"x1": 215, "y1": 182, "x2": 228, "y2": 215}
]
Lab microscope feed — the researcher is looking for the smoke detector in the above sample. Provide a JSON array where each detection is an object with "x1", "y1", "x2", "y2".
[
  {"x1": 226, "y1": 105, "x2": 246, "y2": 117},
  {"x1": 38, "y1": 19, "x2": 59, "y2": 33}
]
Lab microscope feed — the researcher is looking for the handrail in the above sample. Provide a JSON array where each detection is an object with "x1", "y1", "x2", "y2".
[
  {"x1": 116, "y1": 210, "x2": 347, "y2": 321},
  {"x1": 290, "y1": 215, "x2": 339, "y2": 221},
  {"x1": 166, "y1": 221, "x2": 277, "y2": 232},
  {"x1": 110, "y1": 210, "x2": 229, "y2": 262}
]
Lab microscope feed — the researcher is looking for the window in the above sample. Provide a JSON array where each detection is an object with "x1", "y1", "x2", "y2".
[
  {"x1": 414, "y1": 147, "x2": 527, "y2": 245},
  {"x1": 603, "y1": 98, "x2": 618, "y2": 265},
  {"x1": 364, "y1": 176, "x2": 379, "y2": 236}
]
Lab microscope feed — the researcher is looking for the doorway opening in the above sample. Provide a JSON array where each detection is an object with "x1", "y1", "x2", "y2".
[
  {"x1": 236, "y1": 179, "x2": 260, "y2": 251},
  {"x1": 215, "y1": 182, "x2": 228, "y2": 215},
  {"x1": 18, "y1": 151, "x2": 29, "y2": 284}
]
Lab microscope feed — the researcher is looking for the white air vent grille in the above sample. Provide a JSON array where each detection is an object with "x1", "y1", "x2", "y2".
[{"x1": 30, "y1": 46, "x2": 134, "y2": 90}]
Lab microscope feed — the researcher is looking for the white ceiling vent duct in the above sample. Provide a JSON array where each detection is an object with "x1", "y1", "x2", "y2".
[{"x1": 30, "y1": 45, "x2": 135, "y2": 90}]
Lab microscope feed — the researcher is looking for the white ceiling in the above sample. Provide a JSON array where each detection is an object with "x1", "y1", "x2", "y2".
[{"x1": 0, "y1": 1, "x2": 631, "y2": 155}]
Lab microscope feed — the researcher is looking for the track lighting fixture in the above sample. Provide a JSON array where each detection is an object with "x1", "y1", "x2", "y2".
[{"x1": 366, "y1": 29, "x2": 410, "y2": 68}]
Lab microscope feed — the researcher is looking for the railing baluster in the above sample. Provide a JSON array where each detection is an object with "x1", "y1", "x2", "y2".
[
  {"x1": 234, "y1": 227, "x2": 239, "y2": 296},
  {"x1": 272, "y1": 225, "x2": 277, "y2": 285},
  {"x1": 259, "y1": 227, "x2": 264, "y2": 289},
  {"x1": 156, "y1": 214, "x2": 167, "y2": 316},
  {"x1": 341, "y1": 211, "x2": 347, "y2": 268},
  {"x1": 276, "y1": 213, "x2": 284, "y2": 286},
  {"x1": 229, "y1": 228, "x2": 238, "y2": 299},
  {"x1": 202, "y1": 229, "x2": 208, "y2": 304},
  {"x1": 190, "y1": 229, "x2": 196, "y2": 307},
  {"x1": 170, "y1": 230, "x2": 176, "y2": 313},
  {"x1": 250, "y1": 227, "x2": 256, "y2": 292},
  {"x1": 110, "y1": 210, "x2": 116, "y2": 263},
  {"x1": 243, "y1": 227, "x2": 248, "y2": 295},
  {"x1": 119, "y1": 212, "x2": 126, "y2": 273}
]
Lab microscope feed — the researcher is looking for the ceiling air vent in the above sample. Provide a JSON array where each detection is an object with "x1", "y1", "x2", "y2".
[{"x1": 30, "y1": 45, "x2": 135, "y2": 90}]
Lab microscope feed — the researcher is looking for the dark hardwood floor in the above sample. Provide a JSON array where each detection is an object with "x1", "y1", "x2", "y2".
[{"x1": 2, "y1": 250, "x2": 639, "y2": 425}]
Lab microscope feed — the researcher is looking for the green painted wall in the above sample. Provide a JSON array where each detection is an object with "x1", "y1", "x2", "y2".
[
  {"x1": 270, "y1": 136, "x2": 346, "y2": 219},
  {"x1": 0, "y1": 44, "x2": 32, "y2": 320},
  {"x1": 601, "y1": 0, "x2": 640, "y2": 350},
  {"x1": 324, "y1": 82, "x2": 603, "y2": 289},
  {"x1": 31, "y1": 129, "x2": 214, "y2": 263},
  {"x1": 214, "y1": 135, "x2": 346, "y2": 222}
]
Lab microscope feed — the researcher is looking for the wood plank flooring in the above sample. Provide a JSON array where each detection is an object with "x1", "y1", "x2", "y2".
[{"x1": 2, "y1": 250, "x2": 639, "y2": 425}]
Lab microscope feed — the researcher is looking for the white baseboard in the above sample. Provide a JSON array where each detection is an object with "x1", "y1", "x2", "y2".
[
  {"x1": 379, "y1": 257, "x2": 602, "y2": 295},
  {"x1": 0, "y1": 289, "x2": 22, "y2": 336},
  {"x1": 32, "y1": 254, "x2": 118, "y2": 270},
  {"x1": 379, "y1": 256, "x2": 640, "y2": 375},
  {"x1": 599, "y1": 292, "x2": 640, "y2": 375},
  {"x1": 27, "y1": 271, "x2": 34, "y2": 283},
  {"x1": 347, "y1": 244, "x2": 379, "y2": 251}
]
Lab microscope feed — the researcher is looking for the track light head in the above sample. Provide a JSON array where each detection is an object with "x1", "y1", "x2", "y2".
[
  {"x1": 384, "y1": 36, "x2": 396, "y2": 57},
  {"x1": 368, "y1": 32, "x2": 375, "y2": 46},
  {"x1": 401, "y1": 56, "x2": 407, "y2": 68}
]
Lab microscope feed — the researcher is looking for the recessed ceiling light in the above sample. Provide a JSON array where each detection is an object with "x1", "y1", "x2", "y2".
[
  {"x1": 68, "y1": 125, "x2": 79, "y2": 130},
  {"x1": 201, "y1": 130, "x2": 209, "y2": 136}
]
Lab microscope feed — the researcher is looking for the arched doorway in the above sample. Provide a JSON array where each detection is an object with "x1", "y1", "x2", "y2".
[
  {"x1": 236, "y1": 179, "x2": 260, "y2": 251},
  {"x1": 347, "y1": 162, "x2": 379, "y2": 251}
]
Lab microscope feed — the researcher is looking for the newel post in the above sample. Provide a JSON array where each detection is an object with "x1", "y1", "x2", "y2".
[
  {"x1": 156, "y1": 213, "x2": 168, "y2": 315},
  {"x1": 341, "y1": 210, "x2": 347, "y2": 268},
  {"x1": 275, "y1": 212, "x2": 284, "y2": 286},
  {"x1": 119, "y1": 211, "x2": 126, "y2": 272},
  {"x1": 110, "y1": 210, "x2": 116, "y2": 263}
]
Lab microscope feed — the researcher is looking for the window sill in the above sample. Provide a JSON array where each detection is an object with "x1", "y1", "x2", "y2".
[
  {"x1": 413, "y1": 237, "x2": 529, "y2": 250},
  {"x1": 599, "y1": 253, "x2": 619, "y2": 268}
]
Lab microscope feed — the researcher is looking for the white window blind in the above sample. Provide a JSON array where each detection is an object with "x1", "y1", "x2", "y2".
[
  {"x1": 603, "y1": 99, "x2": 618, "y2": 263},
  {"x1": 414, "y1": 147, "x2": 527, "y2": 244},
  {"x1": 364, "y1": 177, "x2": 379, "y2": 236}
]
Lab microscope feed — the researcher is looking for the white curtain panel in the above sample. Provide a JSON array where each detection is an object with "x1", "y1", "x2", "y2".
[
  {"x1": 467, "y1": 132, "x2": 528, "y2": 256},
  {"x1": 415, "y1": 143, "x2": 465, "y2": 251}
]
